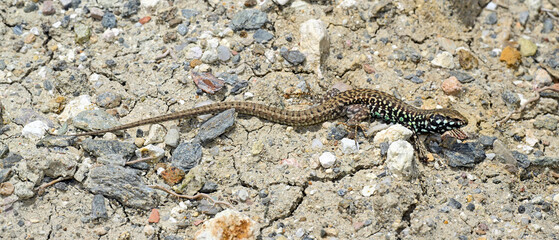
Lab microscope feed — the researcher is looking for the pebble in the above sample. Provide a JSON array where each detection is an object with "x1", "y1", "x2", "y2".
[
  {"x1": 74, "y1": 24, "x2": 91, "y2": 43},
  {"x1": 499, "y1": 46, "x2": 521, "y2": 67},
  {"x1": 12, "y1": 25, "x2": 23, "y2": 35},
  {"x1": 518, "y1": 38, "x2": 537, "y2": 57},
  {"x1": 361, "y1": 185, "x2": 376, "y2": 197},
  {"x1": 237, "y1": 189, "x2": 249, "y2": 202},
  {"x1": 186, "y1": 46, "x2": 203, "y2": 59},
  {"x1": 449, "y1": 70, "x2": 474, "y2": 83},
  {"x1": 518, "y1": 11, "x2": 529, "y2": 25},
  {"x1": 144, "y1": 225, "x2": 155, "y2": 236},
  {"x1": 485, "y1": 12, "x2": 498, "y2": 25},
  {"x1": 448, "y1": 198, "x2": 462, "y2": 209},
  {"x1": 177, "y1": 24, "x2": 188, "y2": 36},
  {"x1": 170, "y1": 142, "x2": 202, "y2": 172},
  {"x1": 181, "y1": 9, "x2": 199, "y2": 21},
  {"x1": 479, "y1": 135, "x2": 497, "y2": 148},
  {"x1": 229, "y1": 9, "x2": 268, "y2": 31},
  {"x1": 122, "y1": 1, "x2": 140, "y2": 17},
  {"x1": 200, "y1": 181, "x2": 218, "y2": 193},
  {"x1": 196, "y1": 109, "x2": 235, "y2": 144},
  {"x1": 441, "y1": 76, "x2": 463, "y2": 95},
  {"x1": 372, "y1": 124, "x2": 413, "y2": 145},
  {"x1": 280, "y1": 48, "x2": 306, "y2": 65},
  {"x1": 386, "y1": 140, "x2": 416, "y2": 179},
  {"x1": 217, "y1": 45, "x2": 231, "y2": 62},
  {"x1": 72, "y1": 110, "x2": 121, "y2": 133},
  {"x1": 84, "y1": 165, "x2": 158, "y2": 209},
  {"x1": 466, "y1": 203, "x2": 475, "y2": 211},
  {"x1": 319, "y1": 152, "x2": 336, "y2": 169},
  {"x1": 340, "y1": 138, "x2": 358, "y2": 154},
  {"x1": 191, "y1": 71, "x2": 224, "y2": 94},
  {"x1": 21, "y1": 120, "x2": 50, "y2": 139},
  {"x1": 431, "y1": 51, "x2": 454, "y2": 68},
  {"x1": 90, "y1": 7, "x2": 104, "y2": 20},
  {"x1": 326, "y1": 124, "x2": 348, "y2": 140},
  {"x1": 443, "y1": 142, "x2": 486, "y2": 168},
  {"x1": 92, "y1": 194, "x2": 108, "y2": 220},
  {"x1": 135, "y1": 144, "x2": 165, "y2": 161},
  {"x1": 311, "y1": 138, "x2": 323, "y2": 149},
  {"x1": 94, "y1": 226, "x2": 108, "y2": 236},
  {"x1": 96, "y1": 92, "x2": 122, "y2": 108},
  {"x1": 97, "y1": 154, "x2": 126, "y2": 166},
  {"x1": 532, "y1": 68, "x2": 552, "y2": 89},
  {"x1": 253, "y1": 29, "x2": 274, "y2": 43},
  {"x1": 274, "y1": 0, "x2": 290, "y2": 5},
  {"x1": 81, "y1": 138, "x2": 137, "y2": 158},
  {"x1": 144, "y1": 124, "x2": 166, "y2": 145},
  {"x1": 542, "y1": 18, "x2": 554, "y2": 33},
  {"x1": 42, "y1": 1, "x2": 56, "y2": 16},
  {"x1": 24, "y1": 2, "x2": 38, "y2": 13},
  {"x1": 501, "y1": 90, "x2": 520, "y2": 107},
  {"x1": 164, "y1": 126, "x2": 180, "y2": 148},
  {"x1": 194, "y1": 209, "x2": 257, "y2": 239},
  {"x1": 102, "y1": 12, "x2": 117, "y2": 28},
  {"x1": 148, "y1": 209, "x2": 160, "y2": 223},
  {"x1": 533, "y1": 115, "x2": 558, "y2": 131}
]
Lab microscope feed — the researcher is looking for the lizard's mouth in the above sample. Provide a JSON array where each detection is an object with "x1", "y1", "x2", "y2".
[{"x1": 443, "y1": 129, "x2": 468, "y2": 140}]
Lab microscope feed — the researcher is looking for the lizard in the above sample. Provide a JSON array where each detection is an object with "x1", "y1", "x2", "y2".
[{"x1": 66, "y1": 88, "x2": 468, "y2": 159}]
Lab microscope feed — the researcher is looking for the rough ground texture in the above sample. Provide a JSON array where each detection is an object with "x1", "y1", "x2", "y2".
[{"x1": 1, "y1": 0, "x2": 559, "y2": 239}]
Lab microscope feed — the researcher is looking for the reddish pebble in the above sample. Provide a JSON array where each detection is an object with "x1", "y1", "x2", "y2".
[
  {"x1": 363, "y1": 64, "x2": 375, "y2": 74},
  {"x1": 148, "y1": 209, "x2": 160, "y2": 223},
  {"x1": 441, "y1": 76, "x2": 463, "y2": 95},
  {"x1": 193, "y1": 219, "x2": 204, "y2": 226},
  {"x1": 42, "y1": 1, "x2": 56, "y2": 15},
  {"x1": 139, "y1": 16, "x2": 151, "y2": 25}
]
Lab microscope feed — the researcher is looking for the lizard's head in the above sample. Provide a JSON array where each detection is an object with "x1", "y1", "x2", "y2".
[{"x1": 426, "y1": 109, "x2": 468, "y2": 134}]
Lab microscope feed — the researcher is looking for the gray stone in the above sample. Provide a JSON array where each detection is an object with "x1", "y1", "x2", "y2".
[
  {"x1": 485, "y1": 12, "x2": 498, "y2": 25},
  {"x1": 97, "y1": 154, "x2": 127, "y2": 166},
  {"x1": 60, "y1": 0, "x2": 72, "y2": 9},
  {"x1": 13, "y1": 108, "x2": 55, "y2": 128},
  {"x1": 443, "y1": 142, "x2": 486, "y2": 168},
  {"x1": 531, "y1": 157, "x2": 559, "y2": 168},
  {"x1": 81, "y1": 139, "x2": 137, "y2": 158},
  {"x1": 91, "y1": 194, "x2": 108, "y2": 220},
  {"x1": 326, "y1": 124, "x2": 348, "y2": 140},
  {"x1": 512, "y1": 151, "x2": 530, "y2": 169},
  {"x1": 0, "y1": 168, "x2": 12, "y2": 183},
  {"x1": 85, "y1": 165, "x2": 158, "y2": 209},
  {"x1": 280, "y1": 48, "x2": 306, "y2": 65},
  {"x1": 36, "y1": 135, "x2": 76, "y2": 148},
  {"x1": 0, "y1": 142, "x2": 8, "y2": 159},
  {"x1": 229, "y1": 9, "x2": 268, "y2": 31},
  {"x1": 42, "y1": 1, "x2": 56, "y2": 16},
  {"x1": 96, "y1": 92, "x2": 122, "y2": 108},
  {"x1": 164, "y1": 126, "x2": 180, "y2": 148},
  {"x1": 519, "y1": 11, "x2": 529, "y2": 25},
  {"x1": 200, "y1": 181, "x2": 218, "y2": 193},
  {"x1": 102, "y1": 12, "x2": 117, "y2": 29},
  {"x1": 177, "y1": 24, "x2": 188, "y2": 36},
  {"x1": 253, "y1": 29, "x2": 274, "y2": 43},
  {"x1": 0, "y1": 60, "x2": 6, "y2": 70},
  {"x1": 449, "y1": 70, "x2": 474, "y2": 83},
  {"x1": 448, "y1": 198, "x2": 462, "y2": 209},
  {"x1": 122, "y1": 0, "x2": 140, "y2": 18},
  {"x1": 502, "y1": 91, "x2": 520, "y2": 107},
  {"x1": 1, "y1": 153, "x2": 23, "y2": 169},
  {"x1": 196, "y1": 109, "x2": 236, "y2": 144},
  {"x1": 217, "y1": 45, "x2": 231, "y2": 62},
  {"x1": 542, "y1": 18, "x2": 554, "y2": 33},
  {"x1": 493, "y1": 140, "x2": 518, "y2": 173},
  {"x1": 218, "y1": 73, "x2": 238, "y2": 85},
  {"x1": 478, "y1": 135, "x2": 496, "y2": 149},
  {"x1": 181, "y1": 9, "x2": 199, "y2": 20},
  {"x1": 24, "y1": 2, "x2": 38, "y2": 12},
  {"x1": 170, "y1": 142, "x2": 202, "y2": 172},
  {"x1": 533, "y1": 115, "x2": 558, "y2": 131},
  {"x1": 72, "y1": 110, "x2": 121, "y2": 132}
]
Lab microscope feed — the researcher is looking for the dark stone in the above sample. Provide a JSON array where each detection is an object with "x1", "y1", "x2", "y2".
[
  {"x1": 54, "y1": 182, "x2": 68, "y2": 191},
  {"x1": 326, "y1": 124, "x2": 348, "y2": 140},
  {"x1": 170, "y1": 142, "x2": 202, "y2": 172},
  {"x1": 518, "y1": 205, "x2": 525, "y2": 213},
  {"x1": 84, "y1": 165, "x2": 158, "y2": 209},
  {"x1": 280, "y1": 48, "x2": 306, "y2": 65},
  {"x1": 196, "y1": 109, "x2": 236, "y2": 144},
  {"x1": 448, "y1": 198, "x2": 462, "y2": 209},
  {"x1": 485, "y1": 12, "x2": 498, "y2": 25},
  {"x1": 502, "y1": 91, "x2": 520, "y2": 107},
  {"x1": 253, "y1": 29, "x2": 274, "y2": 43},
  {"x1": 1, "y1": 153, "x2": 23, "y2": 169},
  {"x1": 122, "y1": 0, "x2": 140, "y2": 18},
  {"x1": 53, "y1": 60, "x2": 68, "y2": 71},
  {"x1": 449, "y1": 70, "x2": 474, "y2": 83},
  {"x1": 24, "y1": 2, "x2": 38, "y2": 12},
  {"x1": 511, "y1": 151, "x2": 530, "y2": 169},
  {"x1": 466, "y1": 203, "x2": 475, "y2": 211},
  {"x1": 531, "y1": 157, "x2": 559, "y2": 168},
  {"x1": 181, "y1": 9, "x2": 200, "y2": 20},
  {"x1": 102, "y1": 12, "x2": 117, "y2": 29},
  {"x1": 200, "y1": 181, "x2": 218, "y2": 193},
  {"x1": 91, "y1": 194, "x2": 108, "y2": 220},
  {"x1": 81, "y1": 139, "x2": 136, "y2": 158},
  {"x1": 229, "y1": 9, "x2": 268, "y2": 31},
  {"x1": 542, "y1": 18, "x2": 554, "y2": 33},
  {"x1": 444, "y1": 142, "x2": 486, "y2": 168},
  {"x1": 478, "y1": 135, "x2": 496, "y2": 149},
  {"x1": 230, "y1": 81, "x2": 248, "y2": 95},
  {"x1": 72, "y1": 110, "x2": 121, "y2": 132}
]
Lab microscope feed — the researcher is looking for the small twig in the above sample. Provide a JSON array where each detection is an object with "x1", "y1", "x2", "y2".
[
  {"x1": 148, "y1": 185, "x2": 233, "y2": 209},
  {"x1": 497, "y1": 84, "x2": 559, "y2": 126},
  {"x1": 35, "y1": 176, "x2": 73, "y2": 195},
  {"x1": 154, "y1": 48, "x2": 177, "y2": 61},
  {"x1": 125, "y1": 156, "x2": 157, "y2": 165},
  {"x1": 542, "y1": 8, "x2": 559, "y2": 21}
]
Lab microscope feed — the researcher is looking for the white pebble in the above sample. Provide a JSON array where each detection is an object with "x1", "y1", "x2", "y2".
[
  {"x1": 386, "y1": 140, "x2": 417, "y2": 179},
  {"x1": 431, "y1": 51, "x2": 454, "y2": 69},
  {"x1": 361, "y1": 185, "x2": 376, "y2": 197},
  {"x1": 485, "y1": 2, "x2": 497, "y2": 10},
  {"x1": 340, "y1": 138, "x2": 358, "y2": 154},
  {"x1": 237, "y1": 189, "x2": 249, "y2": 202},
  {"x1": 311, "y1": 138, "x2": 323, "y2": 149},
  {"x1": 319, "y1": 152, "x2": 336, "y2": 168},
  {"x1": 135, "y1": 144, "x2": 165, "y2": 160},
  {"x1": 372, "y1": 124, "x2": 413, "y2": 145},
  {"x1": 22, "y1": 120, "x2": 50, "y2": 138}
]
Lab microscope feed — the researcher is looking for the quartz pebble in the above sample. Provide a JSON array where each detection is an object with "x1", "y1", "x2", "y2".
[{"x1": 319, "y1": 152, "x2": 336, "y2": 168}]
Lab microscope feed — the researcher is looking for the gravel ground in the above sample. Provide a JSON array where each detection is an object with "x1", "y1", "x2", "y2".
[{"x1": 1, "y1": 0, "x2": 559, "y2": 239}]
